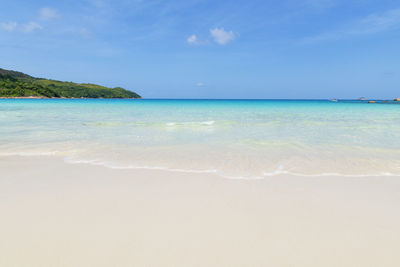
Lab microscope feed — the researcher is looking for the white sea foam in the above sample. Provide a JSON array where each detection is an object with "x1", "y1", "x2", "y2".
[
  {"x1": 1, "y1": 146, "x2": 400, "y2": 179},
  {"x1": 63, "y1": 155, "x2": 400, "y2": 180},
  {"x1": 1, "y1": 150, "x2": 400, "y2": 179},
  {"x1": 165, "y1": 121, "x2": 215, "y2": 127},
  {"x1": 0, "y1": 151, "x2": 59, "y2": 157},
  {"x1": 263, "y1": 165, "x2": 400, "y2": 178},
  {"x1": 201, "y1": 120, "x2": 215, "y2": 125}
]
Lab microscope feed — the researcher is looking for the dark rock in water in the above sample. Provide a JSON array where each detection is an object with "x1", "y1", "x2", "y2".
[{"x1": 394, "y1": 98, "x2": 400, "y2": 101}]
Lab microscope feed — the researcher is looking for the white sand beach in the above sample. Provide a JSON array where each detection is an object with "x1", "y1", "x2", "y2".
[
  {"x1": 1, "y1": 156, "x2": 400, "y2": 267},
  {"x1": 3, "y1": 0, "x2": 400, "y2": 265}
]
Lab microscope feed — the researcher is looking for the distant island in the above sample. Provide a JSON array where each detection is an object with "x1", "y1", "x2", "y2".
[{"x1": 0, "y1": 68, "x2": 141, "y2": 99}]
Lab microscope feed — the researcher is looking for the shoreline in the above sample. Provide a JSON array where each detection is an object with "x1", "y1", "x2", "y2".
[
  {"x1": 0, "y1": 97, "x2": 398, "y2": 102},
  {"x1": 1, "y1": 155, "x2": 400, "y2": 266},
  {"x1": 3, "y1": 152, "x2": 400, "y2": 179},
  {"x1": 0, "y1": 96, "x2": 50, "y2": 99},
  {"x1": 0, "y1": 96, "x2": 141, "y2": 99}
]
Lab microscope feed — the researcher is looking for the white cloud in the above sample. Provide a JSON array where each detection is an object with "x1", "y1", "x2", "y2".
[
  {"x1": 356, "y1": 8, "x2": 400, "y2": 34},
  {"x1": 1, "y1": 21, "x2": 42, "y2": 34},
  {"x1": 1, "y1": 8, "x2": 57, "y2": 34},
  {"x1": 210, "y1": 28, "x2": 236, "y2": 45},
  {"x1": 302, "y1": 8, "x2": 400, "y2": 43},
  {"x1": 196, "y1": 82, "x2": 205, "y2": 87},
  {"x1": 23, "y1": 22, "x2": 43, "y2": 33},
  {"x1": 39, "y1": 7, "x2": 60, "y2": 20},
  {"x1": 187, "y1": 34, "x2": 210, "y2": 45},
  {"x1": 0, "y1": 21, "x2": 17, "y2": 32},
  {"x1": 187, "y1": 34, "x2": 198, "y2": 44}
]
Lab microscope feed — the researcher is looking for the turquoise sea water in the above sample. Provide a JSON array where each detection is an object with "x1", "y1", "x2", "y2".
[{"x1": 1, "y1": 99, "x2": 400, "y2": 178}]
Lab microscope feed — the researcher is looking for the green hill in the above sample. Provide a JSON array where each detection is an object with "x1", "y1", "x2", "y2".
[{"x1": 0, "y1": 68, "x2": 141, "y2": 98}]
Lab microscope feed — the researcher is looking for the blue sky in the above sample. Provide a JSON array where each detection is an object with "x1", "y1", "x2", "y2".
[{"x1": 1, "y1": 0, "x2": 399, "y2": 99}]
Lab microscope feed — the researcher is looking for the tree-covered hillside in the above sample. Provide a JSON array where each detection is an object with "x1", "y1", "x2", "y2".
[{"x1": 0, "y1": 68, "x2": 141, "y2": 98}]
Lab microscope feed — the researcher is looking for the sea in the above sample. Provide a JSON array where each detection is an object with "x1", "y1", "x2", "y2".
[{"x1": 1, "y1": 99, "x2": 399, "y2": 179}]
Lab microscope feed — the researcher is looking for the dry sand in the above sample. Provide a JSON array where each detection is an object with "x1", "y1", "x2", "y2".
[{"x1": 1, "y1": 156, "x2": 400, "y2": 267}]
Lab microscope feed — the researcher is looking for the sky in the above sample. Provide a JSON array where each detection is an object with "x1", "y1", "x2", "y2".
[{"x1": 1, "y1": 0, "x2": 399, "y2": 99}]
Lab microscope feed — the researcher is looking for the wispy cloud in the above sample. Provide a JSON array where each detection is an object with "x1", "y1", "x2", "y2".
[
  {"x1": 187, "y1": 28, "x2": 237, "y2": 46},
  {"x1": 210, "y1": 28, "x2": 236, "y2": 45},
  {"x1": 355, "y1": 8, "x2": 400, "y2": 34},
  {"x1": 186, "y1": 34, "x2": 211, "y2": 46},
  {"x1": 79, "y1": 28, "x2": 94, "y2": 39},
  {"x1": 23, "y1": 22, "x2": 43, "y2": 33},
  {"x1": 196, "y1": 82, "x2": 205, "y2": 87},
  {"x1": 0, "y1": 7, "x2": 58, "y2": 34},
  {"x1": 0, "y1": 21, "x2": 42, "y2": 33},
  {"x1": 302, "y1": 8, "x2": 400, "y2": 43},
  {"x1": 39, "y1": 7, "x2": 61, "y2": 21},
  {"x1": 0, "y1": 21, "x2": 17, "y2": 32}
]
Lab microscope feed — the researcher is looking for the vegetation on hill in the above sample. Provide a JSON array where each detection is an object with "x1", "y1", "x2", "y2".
[{"x1": 0, "y1": 68, "x2": 141, "y2": 98}]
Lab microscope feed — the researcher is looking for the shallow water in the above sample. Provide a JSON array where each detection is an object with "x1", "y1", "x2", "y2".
[{"x1": 1, "y1": 99, "x2": 399, "y2": 178}]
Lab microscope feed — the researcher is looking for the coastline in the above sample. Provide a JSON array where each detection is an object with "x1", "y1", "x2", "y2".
[
  {"x1": 0, "y1": 96, "x2": 50, "y2": 99},
  {"x1": 0, "y1": 97, "x2": 397, "y2": 102},
  {"x1": 1, "y1": 155, "x2": 400, "y2": 267},
  {"x1": 0, "y1": 96, "x2": 141, "y2": 99}
]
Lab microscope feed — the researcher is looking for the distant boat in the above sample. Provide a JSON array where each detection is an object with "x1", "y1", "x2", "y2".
[
  {"x1": 329, "y1": 99, "x2": 338, "y2": 102},
  {"x1": 359, "y1": 97, "x2": 366, "y2": 101}
]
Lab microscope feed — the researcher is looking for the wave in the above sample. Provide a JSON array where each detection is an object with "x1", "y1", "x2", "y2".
[
  {"x1": 166, "y1": 120, "x2": 215, "y2": 127},
  {"x1": 200, "y1": 120, "x2": 215, "y2": 125},
  {"x1": 87, "y1": 120, "x2": 217, "y2": 128},
  {"x1": 262, "y1": 165, "x2": 400, "y2": 178},
  {"x1": 0, "y1": 151, "x2": 59, "y2": 156},
  {"x1": 63, "y1": 155, "x2": 400, "y2": 180},
  {"x1": 2, "y1": 150, "x2": 400, "y2": 180}
]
